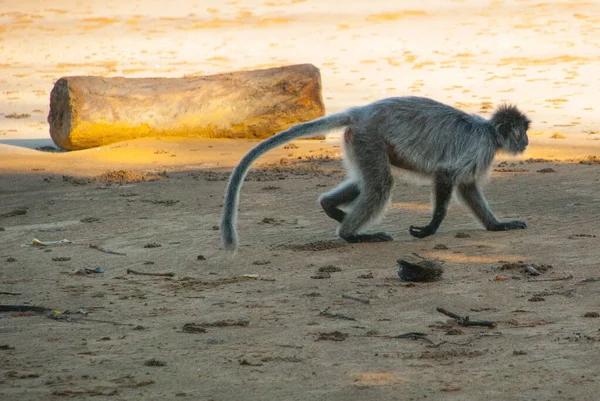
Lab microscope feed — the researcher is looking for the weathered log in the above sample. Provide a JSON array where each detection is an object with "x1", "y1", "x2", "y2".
[{"x1": 48, "y1": 64, "x2": 325, "y2": 150}]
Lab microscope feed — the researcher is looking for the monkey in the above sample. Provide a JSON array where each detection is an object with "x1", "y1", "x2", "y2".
[{"x1": 220, "y1": 96, "x2": 530, "y2": 252}]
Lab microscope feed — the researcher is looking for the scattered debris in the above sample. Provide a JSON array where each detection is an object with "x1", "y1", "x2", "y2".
[
  {"x1": 0, "y1": 344, "x2": 15, "y2": 350},
  {"x1": 239, "y1": 359, "x2": 263, "y2": 366},
  {"x1": 80, "y1": 217, "x2": 100, "y2": 223},
  {"x1": 568, "y1": 234, "x2": 596, "y2": 239},
  {"x1": 261, "y1": 185, "x2": 281, "y2": 191},
  {"x1": 388, "y1": 332, "x2": 431, "y2": 342},
  {"x1": 32, "y1": 238, "x2": 73, "y2": 247},
  {"x1": 5, "y1": 113, "x2": 30, "y2": 119},
  {"x1": 197, "y1": 255, "x2": 206, "y2": 261},
  {"x1": 62, "y1": 175, "x2": 93, "y2": 185},
  {"x1": 434, "y1": 244, "x2": 449, "y2": 250},
  {"x1": 579, "y1": 155, "x2": 600, "y2": 165},
  {"x1": 0, "y1": 291, "x2": 21, "y2": 296},
  {"x1": 0, "y1": 305, "x2": 49, "y2": 313},
  {"x1": 583, "y1": 312, "x2": 599, "y2": 318},
  {"x1": 38, "y1": 228, "x2": 66, "y2": 233},
  {"x1": 97, "y1": 170, "x2": 164, "y2": 184},
  {"x1": 529, "y1": 273, "x2": 573, "y2": 282},
  {"x1": 537, "y1": 168, "x2": 556, "y2": 173},
  {"x1": 181, "y1": 323, "x2": 208, "y2": 333},
  {"x1": 357, "y1": 272, "x2": 374, "y2": 279},
  {"x1": 311, "y1": 272, "x2": 331, "y2": 279},
  {"x1": 317, "y1": 331, "x2": 348, "y2": 341},
  {"x1": 144, "y1": 243, "x2": 161, "y2": 248},
  {"x1": 51, "y1": 257, "x2": 71, "y2": 262},
  {"x1": 144, "y1": 359, "x2": 167, "y2": 367},
  {"x1": 194, "y1": 317, "x2": 250, "y2": 328},
  {"x1": 127, "y1": 268, "x2": 174, "y2": 277},
  {"x1": 528, "y1": 296, "x2": 545, "y2": 302},
  {"x1": 6, "y1": 257, "x2": 17, "y2": 263},
  {"x1": 455, "y1": 232, "x2": 470, "y2": 238},
  {"x1": 319, "y1": 307, "x2": 356, "y2": 321},
  {"x1": 261, "y1": 217, "x2": 284, "y2": 225},
  {"x1": 397, "y1": 253, "x2": 444, "y2": 282},
  {"x1": 342, "y1": 294, "x2": 371, "y2": 304},
  {"x1": 497, "y1": 261, "x2": 553, "y2": 276},
  {"x1": 436, "y1": 307, "x2": 497, "y2": 328},
  {"x1": 141, "y1": 199, "x2": 179, "y2": 206},
  {"x1": 318, "y1": 265, "x2": 342, "y2": 273},
  {"x1": 0, "y1": 209, "x2": 27, "y2": 218},
  {"x1": 72, "y1": 267, "x2": 104, "y2": 276},
  {"x1": 275, "y1": 240, "x2": 346, "y2": 252},
  {"x1": 90, "y1": 244, "x2": 126, "y2": 256}
]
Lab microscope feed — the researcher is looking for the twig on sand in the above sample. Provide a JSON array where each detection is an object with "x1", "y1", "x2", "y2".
[
  {"x1": 90, "y1": 244, "x2": 126, "y2": 256},
  {"x1": 319, "y1": 307, "x2": 356, "y2": 321},
  {"x1": 126, "y1": 268, "x2": 175, "y2": 277},
  {"x1": 0, "y1": 291, "x2": 21, "y2": 296},
  {"x1": 529, "y1": 274, "x2": 574, "y2": 282},
  {"x1": 436, "y1": 307, "x2": 497, "y2": 328}
]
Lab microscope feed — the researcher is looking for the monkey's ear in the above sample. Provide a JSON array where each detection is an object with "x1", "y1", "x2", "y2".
[
  {"x1": 496, "y1": 122, "x2": 514, "y2": 138},
  {"x1": 495, "y1": 122, "x2": 514, "y2": 146}
]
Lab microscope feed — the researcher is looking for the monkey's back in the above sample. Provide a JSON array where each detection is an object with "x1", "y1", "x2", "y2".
[{"x1": 350, "y1": 97, "x2": 497, "y2": 182}]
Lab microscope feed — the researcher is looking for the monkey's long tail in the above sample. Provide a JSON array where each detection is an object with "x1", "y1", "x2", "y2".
[{"x1": 220, "y1": 112, "x2": 351, "y2": 252}]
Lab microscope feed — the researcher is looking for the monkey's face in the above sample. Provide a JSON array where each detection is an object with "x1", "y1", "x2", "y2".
[{"x1": 502, "y1": 120, "x2": 530, "y2": 154}]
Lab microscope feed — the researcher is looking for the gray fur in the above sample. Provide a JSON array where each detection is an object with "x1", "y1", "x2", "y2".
[{"x1": 220, "y1": 96, "x2": 530, "y2": 251}]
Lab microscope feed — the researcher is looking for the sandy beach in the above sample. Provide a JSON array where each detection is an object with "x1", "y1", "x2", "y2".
[{"x1": 1, "y1": 1, "x2": 600, "y2": 400}]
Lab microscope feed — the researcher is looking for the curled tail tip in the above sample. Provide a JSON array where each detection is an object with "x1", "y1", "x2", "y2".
[
  {"x1": 221, "y1": 243, "x2": 238, "y2": 261},
  {"x1": 221, "y1": 232, "x2": 239, "y2": 254}
]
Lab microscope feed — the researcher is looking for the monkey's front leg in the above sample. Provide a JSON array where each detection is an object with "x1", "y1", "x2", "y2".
[
  {"x1": 457, "y1": 182, "x2": 527, "y2": 231},
  {"x1": 409, "y1": 171, "x2": 454, "y2": 238}
]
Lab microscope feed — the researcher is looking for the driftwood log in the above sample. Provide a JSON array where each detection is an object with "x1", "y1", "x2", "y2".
[{"x1": 47, "y1": 64, "x2": 325, "y2": 150}]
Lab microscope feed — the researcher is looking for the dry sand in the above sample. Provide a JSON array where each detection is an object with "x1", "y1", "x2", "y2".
[{"x1": 1, "y1": 1, "x2": 600, "y2": 400}]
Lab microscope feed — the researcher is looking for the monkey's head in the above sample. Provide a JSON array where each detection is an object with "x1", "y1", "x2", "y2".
[{"x1": 490, "y1": 104, "x2": 531, "y2": 154}]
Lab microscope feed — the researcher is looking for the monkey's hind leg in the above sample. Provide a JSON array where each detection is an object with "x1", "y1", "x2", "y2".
[
  {"x1": 318, "y1": 181, "x2": 361, "y2": 222},
  {"x1": 336, "y1": 145, "x2": 394, "y2": 243},
  {"x1": 409, "y1": 171, "x2": 454, "y2": 238},
  {"x1": 458, "y1": 182, "x2": 527, "y2": 231}
]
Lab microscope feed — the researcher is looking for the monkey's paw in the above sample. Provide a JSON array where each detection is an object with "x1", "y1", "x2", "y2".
[
  {"x1": 489, "y1": 220, "x2": 527, "y2": 231},
  {"x1": 409, "y1": 225, "x2": 437, "y2": 239}
]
